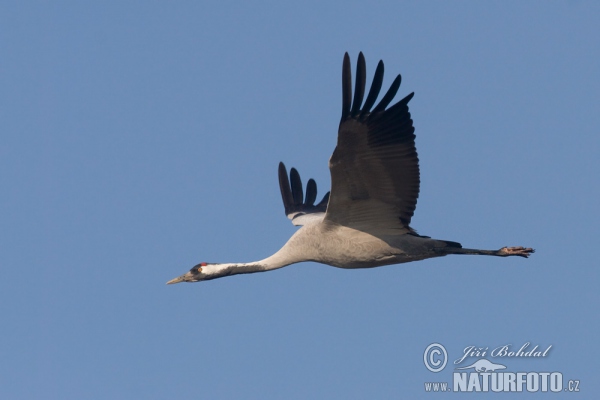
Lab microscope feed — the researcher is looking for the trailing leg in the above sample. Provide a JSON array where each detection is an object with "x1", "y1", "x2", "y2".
[{"x1": 437, "y1": 246, "x2": 534, "y2": 258}]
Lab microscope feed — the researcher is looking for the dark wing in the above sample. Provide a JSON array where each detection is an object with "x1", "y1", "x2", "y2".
[
  {"x1": 325, "y1": 52, "x2": 419, "y2": 234},
  {"x1": 278, "y1": 162, "x2": 330, "y2": 226}
]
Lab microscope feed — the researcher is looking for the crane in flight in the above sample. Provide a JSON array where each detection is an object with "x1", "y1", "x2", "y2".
[{"x1": 167, "y1": 52, "x2": 533, "y2": 284}]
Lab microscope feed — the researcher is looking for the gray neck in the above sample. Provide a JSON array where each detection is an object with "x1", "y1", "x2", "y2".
[{"x1": 203, "y1": 247, "x2": 300, "y2": 280}]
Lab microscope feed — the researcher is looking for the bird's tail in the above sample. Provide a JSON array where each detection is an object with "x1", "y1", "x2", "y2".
[{"x1": 441, "y1": 240, "x2": 462, "y2": 248}]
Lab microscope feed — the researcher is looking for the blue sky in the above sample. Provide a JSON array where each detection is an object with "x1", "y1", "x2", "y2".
[{"x1": 1, "y1": 1, "x2": 599, "y2": 398}]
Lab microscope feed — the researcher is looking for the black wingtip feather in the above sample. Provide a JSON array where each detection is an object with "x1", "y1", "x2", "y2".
[
  {"x1": 350, "y1": 52, "x2": 366, "y2": 116},
  {"x1": 360, "y1": 60, "x2": 384, "y2": 117},
  {"x1": 401, "y1": 92, "x2": 414, "y2": 104},
  {"x1": 305, "y1": 179, "x2": 317, "y2": 206},
  {"x1": 289, "y1": 167, "x2": 304, "y2": 206},
  {"x1": 317, "y1": 191, "x2": 330, "y2": 208},
  {"x1": 341, "y1": 53, "x2": 352, "y2": 121},
  {"x1": 278, "y1": 162, "x2": 294, "y2": 215}
]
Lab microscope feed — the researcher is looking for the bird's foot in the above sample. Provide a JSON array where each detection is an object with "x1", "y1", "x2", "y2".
[{"x1": 498, "y1": 246, "x2": 535, "y2": 258}]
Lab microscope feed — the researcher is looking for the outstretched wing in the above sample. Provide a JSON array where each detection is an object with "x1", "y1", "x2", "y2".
[
  {"x1": 278, "y1": 162, "x2": 329, "y2": 226},
  {"x1": 325, "y1": 52, "x2": 419, "y2": 234}
]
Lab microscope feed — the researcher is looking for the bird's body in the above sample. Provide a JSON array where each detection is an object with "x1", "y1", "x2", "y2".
[
  {"x1": 282, "y1": 221, "x2": 467, "y2": 269},
  {"x1": 262, "y1": 222, "x2": 448, "y2": 270},
  {"x1": 167, "y1": 52, "x2": 533, "y2": 284}
]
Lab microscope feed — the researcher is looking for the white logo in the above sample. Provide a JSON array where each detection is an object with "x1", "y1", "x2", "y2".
[
  {"x1": 422, "y1": 342, "x2": 581, "y2": 393},
  {"x1": 455, "y1": 359, "x2": 506, "y2": 372}
]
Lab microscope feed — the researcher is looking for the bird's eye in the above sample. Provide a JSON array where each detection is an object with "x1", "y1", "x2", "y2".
[{"x1": 195, "y1": 262, "x2": 209, "y2": 272}]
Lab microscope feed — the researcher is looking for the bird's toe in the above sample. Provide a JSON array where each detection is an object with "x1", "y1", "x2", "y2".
[{"x1": 499, "y1": 246, "x2": 535, "y2": 258}]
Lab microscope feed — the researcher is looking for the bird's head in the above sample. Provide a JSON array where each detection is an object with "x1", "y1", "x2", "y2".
[
  {"x1": 166, "y1": 262, "x2": 214, "y2": 284},
  {"x1": 166, "y1": 262, "x2": 244, "y2": 284}
]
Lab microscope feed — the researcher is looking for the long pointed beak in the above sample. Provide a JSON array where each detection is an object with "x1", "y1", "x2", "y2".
[{"x1": 166, "y1": 275, "x2": 186, "y2": 285}]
